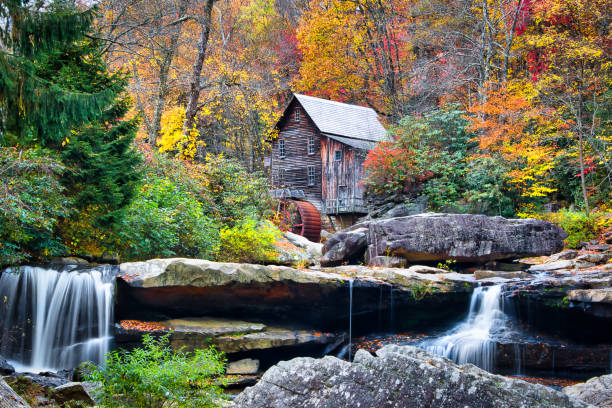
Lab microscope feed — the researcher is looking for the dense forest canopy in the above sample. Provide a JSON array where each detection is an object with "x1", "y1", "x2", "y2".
[{"x1": 0, "y1": 0, "x2": 610, "y2": 263}]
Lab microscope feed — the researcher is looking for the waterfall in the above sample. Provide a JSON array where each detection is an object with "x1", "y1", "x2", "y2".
[
  {"x1": 0, "y1": 265, "x2": 115, "y2": 371},
  {"x1": 348, "y1": 279, "x2": 353, "y2": 361},
  {"x1": 420, "y1": 284, "x2": 506, "y2": 371}
]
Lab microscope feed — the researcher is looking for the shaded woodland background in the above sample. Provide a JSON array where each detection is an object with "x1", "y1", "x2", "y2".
[{"x1": 0, "y1": 0, "x2": 610, "y2": 264}]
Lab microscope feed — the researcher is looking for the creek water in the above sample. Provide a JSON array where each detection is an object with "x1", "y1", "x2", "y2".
[{"x1": 0, "y1": 265, "x2": 116, "y2": 371}]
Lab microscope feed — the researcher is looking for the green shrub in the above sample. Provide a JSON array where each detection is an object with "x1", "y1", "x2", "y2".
[
  {"x1": 117, "y1": 176, "x2": 219, "y2": 261},
  {"x1": 86, "y1": 334, "x2": 226, "y2": 408},
  {"x1": 216, "y1": 219, "x2": 281, "y2": 263},
  {"x1": 0, "y1": 148, "x2": 72, "y2": 264},
  {"x1": 522, "y1": 209, "x2": 612, "y2": 249}
]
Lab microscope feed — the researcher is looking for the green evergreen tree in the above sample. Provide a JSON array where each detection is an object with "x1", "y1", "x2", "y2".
[
  {"x1": 0, "y1": 0, "x2": 113, "y2": 146},
  {"x1": 0, "y1": 0, "x2": 141, "y2": 256},
  {"x1": 35, "y1": 36, "x2": 142, "y2": 237}
]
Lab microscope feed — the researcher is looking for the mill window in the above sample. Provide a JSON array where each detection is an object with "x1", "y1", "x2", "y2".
[
  {"x1": 308, "y1": 165, "x2": 315, "y2": 186},
  {"x1": 279, "y1": 139, "x2": 285, "y2": 158},
  {"x1": 295, "y1": 109, "x2": 300, "y2": 122},
  {"x1": 308, "y1": 135, "x2": 315, "y2": 155},
  {"x1": 335, "y1": 150, "x2": 342, "y2": 161}
]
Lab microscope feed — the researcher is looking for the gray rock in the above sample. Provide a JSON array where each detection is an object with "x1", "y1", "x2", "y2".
[
  {"x1": 321, "y1": 226, "x2": 368, "y2": 266},
  {"x1": 548, "y1": 250, "x2": 579, "y2": 262},
  {"x1": 367, "y1": 213, "x2": 567, "y2": 263},
  {"x1": 370, "y1": 256, "x2": 407, "y2": 268},
  {"x1": 226, "y1": 359, "x2": 260, "y2": 375},
  {"x1": 0, "y1": 359, "x2": 14, "y2": 376},
  {"x1": 576, "y1": 253, "x2": 611, "y2": 264},
  {"x1": 323, "y1": 213, "x2": 567, "y2": 266},
  {"x1": 474, "y1": 270, "x2": 528, "y2": 280},
  {"x1": 406, "y1": 265, "x2": 448, "y2": 274},
  {"x1": 53, "y1": 382, "x2": 95, "y2": 406},
  {"x1": 235, "y1": 345, "x2": 590, "y2": 408},
  {"x1": 585, "y1": 244, "x2": 611, "y2": 252},
  {"x1": 564, "y1": 374, "x2": 612, "y2": 407},
  {"x1": 117, "y1": 259, "x2": 477, "y2": 327},
  {"x1": 529, "y1": 260, "x2": 575, "y2": 272},
  {"x1": 119, "y1": 259, "x2": 347, "y2": 288},
  {"x1": 0, "y1": 378, "x2": 29, "y2": 408},
  {"x1": 284, "y1": 231, "x2": 323, "y2": 257},
  {"x1": 567, "y1": 288, "x2": 612, "y2": 304}
]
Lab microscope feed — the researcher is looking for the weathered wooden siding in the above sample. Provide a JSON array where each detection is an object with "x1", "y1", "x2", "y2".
[
  {"x1": 269, "y1": 100, "x2": 323, "y2": 207},
  {"x1": 321, "y1": 137, "x2": 367, "y2": 213}
]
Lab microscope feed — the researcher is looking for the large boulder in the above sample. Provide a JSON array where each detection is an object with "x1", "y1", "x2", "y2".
[
  {"x1": 0, "y1": 378, "x2": 29, "y2": 408},
  {"x1": 272, "y1": 232, "x2": 323, "y2": 266},
  {"x1": 322, "y1": 213, "x2": 567, "y2": 265},
  {"x1": 53, "y1": 382, "x2": 95, "y2": 406},
  {"x1": 564, "y1": 374, "x2": 612, "y2": 408},
  {"x1": 320, "y1": 226, "x2": 368, "y2": 266},
  {"x1": 234, "y1": 345, "x2": 590, "y2": 408}
]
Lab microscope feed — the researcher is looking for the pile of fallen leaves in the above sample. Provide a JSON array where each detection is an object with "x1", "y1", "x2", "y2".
[
  {"x1": 508, "y1": 376, "x2": 580, "y2": 388},
  {"x1": 120, "y1": 320, "x2": 168, "y2": 332}
]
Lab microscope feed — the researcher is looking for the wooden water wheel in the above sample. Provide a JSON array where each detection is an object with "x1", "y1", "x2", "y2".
[{"x1": 277, "y1": 199, "x2": 321, "y2": 242}]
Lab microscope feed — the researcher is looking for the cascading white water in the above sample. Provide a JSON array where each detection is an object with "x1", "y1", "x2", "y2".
[
  {"x1": 0, "y1": 265, "x2": 115, "y2": 371},
  {"x1": 420, "y1": 284, "x2": 506, "y2": 371}
]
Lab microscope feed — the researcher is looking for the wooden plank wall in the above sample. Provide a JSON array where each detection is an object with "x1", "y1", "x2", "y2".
[
  {"x1": 321, "y1": 137, "x2": 368, "y2": 206},
  {"x1": 270, "y1": 100, "x2": 323, "y2": 207}
]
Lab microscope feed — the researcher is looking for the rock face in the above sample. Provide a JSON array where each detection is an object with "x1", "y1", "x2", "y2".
[
  {"x1": 117, "y1": 259, "x2": 477, "y2": 331},
  {"x1": 504, "y1": 265, "x2": 612, "y2": 343},
  {"x1": 234, "y1": 345, "x2": 590, "y2": 408},
  {"x1": 0, "y1": 378, "x2": 29, "y2": 408},
  {"x1": 322, "y1": 213, "x2": 567, "y2": 266},
  {"x1": 564, "y1": 374, "x2": 612, "y2": 408}
]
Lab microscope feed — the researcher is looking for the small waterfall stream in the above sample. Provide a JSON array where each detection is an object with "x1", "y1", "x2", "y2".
[
  {"x1": 0, "y1": 265, "x2": 115, "y2": 371},
  {"x1": 348, "y1": 279, "x2": 353, "y2": 361},
  {"x1": 420, "y1": 284, "x2": 506, "y2": 371}
]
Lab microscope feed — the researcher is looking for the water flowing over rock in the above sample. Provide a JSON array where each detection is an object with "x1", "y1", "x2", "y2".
[
  {"x1": 0, "y1": 265, "x2": 116, "y2": 371},
  {"x1": 322, "y1": 213, "x2": 567, "y2": 266},
  {"x1": 421, "y1": 285, "x2": 507, "y2": 371},
  {"x1": 234, "y1": 345, "x2": 591, "y2": 408}
]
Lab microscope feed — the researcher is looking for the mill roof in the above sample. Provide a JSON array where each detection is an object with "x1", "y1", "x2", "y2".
[{"x1": 291, "y1": 93, "x2": 387, "y2": 146}]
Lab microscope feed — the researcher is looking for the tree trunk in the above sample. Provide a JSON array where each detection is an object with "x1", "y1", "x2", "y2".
[
  {"x1": 183, "y1": 0, "x2": 216, "y2": 139},
  {"x1": 148, "y1": 0, "x2": 189, "y2": 146}
]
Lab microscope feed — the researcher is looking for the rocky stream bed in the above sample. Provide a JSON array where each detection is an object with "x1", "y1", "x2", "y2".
[{"x1": 1, "y1": 213, "x2": 611, "y2": 407}]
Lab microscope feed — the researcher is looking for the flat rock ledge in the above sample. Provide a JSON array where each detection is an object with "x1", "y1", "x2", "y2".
[
  {"x1": 234, "y1": 345, "x2": 592, "y2": 408},
  {"x1": 322, "y1": 213, "x2": 567, "y2": 266},
  {"x1": 116, "y1": 259, "x2": 479, "y2": 327},
  {"x1": 115, "y1": 317, "x2": 341, "y2": 354}
]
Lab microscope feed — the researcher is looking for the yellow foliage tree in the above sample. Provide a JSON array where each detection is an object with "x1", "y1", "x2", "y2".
[
  {"x1": 158, "y1": 106, "x2": 204, "y2": 160},
  {"x1": 467, "y1": 81, "x2": 565, "y2": 199}
]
